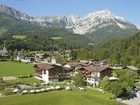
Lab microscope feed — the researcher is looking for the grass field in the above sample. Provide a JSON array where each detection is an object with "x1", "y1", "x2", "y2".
[
  {"x1": 0, "y1": 89, "x2": 124, "y2": 105},
  {"x1": 51, "y1": 36, "x2": 63, "y2": 40},
  {"x1": 6, "y1": 77, "x2": 41, "y2": 84},
  {"x1": 0, "y1": 62, "x2": 34, "y2": 76},
  {"x1": 12, "y1": 35, "x2": 26, "y2": 39}
]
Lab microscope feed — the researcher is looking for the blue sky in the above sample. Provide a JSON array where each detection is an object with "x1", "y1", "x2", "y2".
[{"x1": 0, "y1": 0, "x2": 140, "y2": 27}]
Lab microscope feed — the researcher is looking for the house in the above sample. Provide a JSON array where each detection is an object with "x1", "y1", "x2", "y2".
[
  {"x1": 34, "y1": 63, "x2": 71, "y2": 83},
  {"x1": 33, "y1": 60, "x2": 114, "y2": 85},
  {"x1": 66, "y1": 62, "x2": 89, "y2": 76},
  {"x1": 0, "y1": 45, "x2": 8, "y2": 61},
  {"x1": 83, "y1": 65, "x2": 113, "y2": 87},
  {"x1": 51, "y1": 57, "x2": 57, "y2": 64},
  {"x1": 124, "y1": 66, "x2": 140, "y2": 76},
  {"x1": 88, "y1": 58, "x2": 99, "y2": 65},
  {"x1": 34, "y1": 53, "x2": 44, "y2": 62},
  {"x1": 16, "y1": 54, "x2": 35, "y2": 63},
  {"x1": 67, "y1": 62, "x2": 89, "y2": 70},
  {"x1": 111, "y1": 64, "x2": 126, "y2": 70},
  {"x1": 88, "y1": 59, "x2": 108, "y2": 66},
  {"x1": 100, "y1": 60, "x2": 108, "y2": 66}
]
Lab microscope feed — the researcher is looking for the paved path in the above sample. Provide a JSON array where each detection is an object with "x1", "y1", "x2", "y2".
[{"x1": 2, "y1": 76, "x2": 17, "y2": 81}]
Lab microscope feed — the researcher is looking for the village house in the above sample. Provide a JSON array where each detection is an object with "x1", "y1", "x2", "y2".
[
  {"x1": 33, "y1": 60, "x2": 116, "y2": 86},
  {"x1": 83, "y1": 65, "x2": 113, "y2": 87},
  {"x1": 34, "y1": 53, "x2": 44, "y2": 62},
  {"x1": 67, "y1": 62, "x2": 89, "y2": 70},
  {"x1": 124, "y1": 66, "x2": 140, "y2": 77},
  {"x1": 88, "y1": 58, "x2": 99, "y2": 65},
  {"x1": 16, "y1": 53, "x2": 35, "y2": 63},
  {"x1": 0, "y1": 45, "x2": 8, "y2": 61},
  {"x1": 65, "y1": 62, "x2": 89, "y2": 76},
  {"x1": 34, "y1": 63, "x2": 72, "y2": 83},
  {"x1": 111, "y1": 65, "x2": 140, "y2": 77}
]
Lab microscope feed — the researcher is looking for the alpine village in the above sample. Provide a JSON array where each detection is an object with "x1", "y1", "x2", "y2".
[{"x1": 0, "y1": 3, "x2": 140, "y2": 105}]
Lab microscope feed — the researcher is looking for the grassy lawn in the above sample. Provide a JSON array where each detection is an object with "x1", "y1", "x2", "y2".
[
  {"x1": 0, "y1": 61, "x2": 34, "y2": 76},
  {"x1": 0, "y1": 89, "x2": 125, "y2": 105},
  {"x1": 6, "y1": 77, "x2": 41, "y2": 84},
  {"x1": 12, "y1": 35, "x2": 26, "y2": 39},
  {"x1": 51, "y1": 36, "x2": 63, "y2": 40}
]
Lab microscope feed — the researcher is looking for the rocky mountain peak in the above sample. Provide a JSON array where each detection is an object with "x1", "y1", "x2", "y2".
[
  {"x1": 84, "y1": 9, "x2": 113, "y2": 19},
  {"x1": 0, "y1": 4, "x2": 34, "y2": 21},
  {"x1": 0, "y1": 4, "x2": 138, "y2": 35}
]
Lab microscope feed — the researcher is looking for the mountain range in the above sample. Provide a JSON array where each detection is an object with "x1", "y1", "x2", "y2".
[{"x1": 0, "y1": 4, "x2": 139, "y2": 44}]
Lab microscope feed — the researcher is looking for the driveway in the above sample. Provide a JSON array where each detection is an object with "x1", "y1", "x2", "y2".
[{"x1": 121, "y1": 93, "x2": 140, "y2": 105}]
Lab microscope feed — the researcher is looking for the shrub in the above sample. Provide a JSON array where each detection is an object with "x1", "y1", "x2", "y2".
[
  {"x1": 2, "y1": 88, "x2": 13, "y2": 96},
  {"x1": 72, "y1": 71, "x2": 85, "y2": 87},
  {"x1": 101, "y1": 70, "x2": 137, "y2": 97},
  {"x1": 19, "y1": 74, "x2": 33, "y2": 78},
  {"x1": 108, "y1": 93, "x2": 116, "y2": 99}
]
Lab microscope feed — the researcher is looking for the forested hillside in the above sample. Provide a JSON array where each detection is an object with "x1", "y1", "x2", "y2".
[
  {"x1": 94, "y1": 32, "x2": 140, "y2": 67},
  {"x1": 0, "y1": 12, "x2": 91, "y2": 51},
  {"x1": 0, "y1": 28, "x2": 91, "y2": 51}
]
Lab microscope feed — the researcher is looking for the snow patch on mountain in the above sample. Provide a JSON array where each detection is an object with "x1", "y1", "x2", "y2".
[
  {"x1": 73, "y1": 9, "x2": 130, "y2": 34},
  {"x1": 116, "y1": 21, "x2": 127, "y2": 29}
]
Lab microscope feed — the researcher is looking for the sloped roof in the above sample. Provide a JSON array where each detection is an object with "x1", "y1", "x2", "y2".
[
  {"x1": 67, "y1": 62, "x2": 89, "y2": 67},
  {"x1": 34, "y1": 63, "x2": 54, "y2": 70},
  {"x1": 83, "y1": 65, "x2": 111, "y2": 72},
  {"x1": 126, "y1": 66, "x2": 139, "y2": 71}
]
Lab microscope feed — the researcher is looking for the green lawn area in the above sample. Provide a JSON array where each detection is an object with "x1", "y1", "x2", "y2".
[
  {"x1": 6, "y1": 77, "x2": 41, "y2": 84},
  {"x1": 0, "y1": 62, "x2": 34, "y2": 76},
  {"x1": 0, "y1": 89, "x2": 125, "y2": 105},
  {"x1": 51, "y1": 36, "x2": 63, "y2": 40},
  {"x1": 12, "y1": 35, "x2": 26, "y2": 39}
]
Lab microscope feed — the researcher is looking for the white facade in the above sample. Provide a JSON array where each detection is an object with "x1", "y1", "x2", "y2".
[
  {"x1": 97, "y1": 72, "x2": 100, "y2": 77},
  {"x1": 16, "y1": 56, "x2": 31, "y2": 63},
  {"x1": 37, "y1": 69, "x2": 59, "y2": 83},
  {"x1": 35, "y1": 54, "x2": 44, "y2": 61},
  {"x1": 51, "y1": 58, "x2": 56, "y2": 64},
  {"x1": 41, "y1": 70, "x2": 49, "y2": 83},
  {"x1": 86, "y1": 78, "x2": 99, "y2": 87}
]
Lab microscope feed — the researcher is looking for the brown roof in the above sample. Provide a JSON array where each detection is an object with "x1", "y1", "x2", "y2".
[
  {"x1": 83, "y1": 65, "x2": 111, "y2": 72},
  {"x1": 67, "y1": 62, "x2": 89, "y2": 67},
  {"x1": 34, "y1": 63, "x2": 54, "y2": 70}
]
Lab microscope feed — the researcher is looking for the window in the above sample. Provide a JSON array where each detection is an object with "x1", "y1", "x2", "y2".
[{"x1": 44, "y1": 70, "x2": 46, "y2": 74}]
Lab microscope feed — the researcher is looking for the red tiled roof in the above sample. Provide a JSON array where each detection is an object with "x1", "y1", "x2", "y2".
[{"x1": 83, "y1": 65, "x2": 110, "y2": 72}]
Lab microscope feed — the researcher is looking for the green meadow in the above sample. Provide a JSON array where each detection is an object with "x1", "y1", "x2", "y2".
[
  {"x1": 0, "y1": 89, "x2": 124, "y2": 105},
  {"x1": 51, "y1": 36, "x2": 63, "y2": 40},
  {"x1": 12, "y1": 35, "x2": 26, "y2": 39},
  {"x1": 0, "y1": 62, "x2": 125, "y2": 105},
  {"x1": 0, "y1": 62, "x2": 34, "y2": 76}
]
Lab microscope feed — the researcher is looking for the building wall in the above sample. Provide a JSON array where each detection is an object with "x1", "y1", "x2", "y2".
[
  {"x1": 41, "y1": 70, "x2": 49, "y2": 83},
  {"x1": 86, "y1": 78, "x2": 99, "y2": 87},
  {"x1": 100, "y1": 68, "x2": 112, "y2": 79}
]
